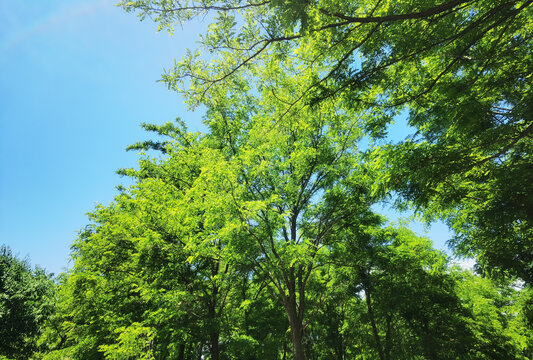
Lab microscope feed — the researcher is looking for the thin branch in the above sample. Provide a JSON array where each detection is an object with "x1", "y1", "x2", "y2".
[
  {"x1": 474, "y1": 124, "x2": 532, "y2": 166},
  {"x1": 144, "y1": 1, "x2": 271, "y2": 14},
  {"x1": 318, "y1": 0, "x2": 470, "y2": 24}
]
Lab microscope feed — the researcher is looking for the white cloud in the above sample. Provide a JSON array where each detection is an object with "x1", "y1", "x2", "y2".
[
  {"x1": 452, "y1": 257, "x2": 476, "y2": 271},
  {"x1": 1, "y1": 0, "x2": 111, "y2": 54}
]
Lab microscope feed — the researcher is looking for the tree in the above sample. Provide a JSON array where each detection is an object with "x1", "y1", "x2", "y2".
[
  {"x1": 52, "y1": 57, "x2": 389, "y2": 359},
  {"x1": 44, "y1": 141, "x2": 245, "y2": 359},
  {"x1": 303, "y1": 226, "x2": 533, "y2": 360},
  {"x1": 0, "y1": 245, "x2": 56, "y2": 359},
  {"x1": 194, "y1": 68, "x2": 383, "y2": 360},
  {"x1": 118, "y1": 0, "x2": 533, "y2": 284},
  {"x1": 46, "y1": 68, "x2": 533, "y2": 358},
  {"x1": 456, "y1": 271, "x2": 533, "y2": 359},
  {"x1": 323, "y1": 226, "x2": 476, "y2": 360}
]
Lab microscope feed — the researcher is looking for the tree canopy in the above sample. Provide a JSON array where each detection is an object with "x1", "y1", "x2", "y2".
[
  {"x1": 118, "y1": 0, "x2": 533, "y2": 284},
  {"x1": 37, "y1": 64, "x2": 533, "y2": 359},
  {"x1": 0, "y1": 246, "x2": 55, "y2": 359}
]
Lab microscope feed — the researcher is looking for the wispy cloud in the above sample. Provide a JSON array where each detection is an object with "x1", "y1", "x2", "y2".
[
  {"x1": 1, "y1": 0, "x2": 111, "y2": 54},
  {"x1": 452, "y1": 257, "x2": 476, "y2": 271}
]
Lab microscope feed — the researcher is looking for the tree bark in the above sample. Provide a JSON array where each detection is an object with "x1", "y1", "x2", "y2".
[
  {"x1": 362, "y1": 273, "x2": 385, "y2": 360},
  {"x1": 287, "y1": 305, "x2": 306, "y2": 360},
  {"x1": 336, "y1": 335, "x2": 345, "y2": 360},
  {"x1": 208, "y1": 298, "x2": 220, "y2": 360},
  {"x1": 285, "y1": 272, "x2": 306, "y2": 360},
  {"x1": 384, "y1": 314, "x2": 392, "y2": 360},
  {"x1": 209, "y1": 261, "x2": 220, "y2": 360},
  {"x1": 197, "y1": 343, "x2": 203, "y2": 360},
  {"x1": 210, "y1": 330, "x2": 220, "y2": 360},
  {"x1": 177, "y1": 343, "x2": 185, "y2": 360}
]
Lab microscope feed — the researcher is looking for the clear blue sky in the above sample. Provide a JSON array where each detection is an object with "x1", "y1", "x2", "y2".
[{"x1": 0, "y1": 0, "x2": 457, "y2": 275}]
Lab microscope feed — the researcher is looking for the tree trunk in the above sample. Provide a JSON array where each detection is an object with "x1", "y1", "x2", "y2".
[
  {"x1": 177, "y1": 343, "x2": 185, "y2": 360},
  {"x1": 384, "y1": 314, "x2": 392, "y2": 360},
  {"x1": 285, "y1": 287, "x2": 306, "y2": 360},
  {"x1": 336, "y1": 335, "x2": 345, "y2": 360},
  {"x1": 197, "y1": 343, "x2": 203, "y2": 360},
  {"x1": 288, "y1": 312, "x2": 305, "y2": 360},
  {"x1": 209, "y1": 261, "x2": 220, "y2": 360},
  {"x1": 208, "y1": 299, "x2": 220, "y2": 360},
  {"x1": 362, "y1": 275, "x2": 385, "y2": 360},
  {"x1": 210, "y1": 330, "x2": 220, "y2": 360}
]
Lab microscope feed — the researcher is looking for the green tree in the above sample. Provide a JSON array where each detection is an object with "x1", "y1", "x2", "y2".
[
  {"x1": 118, "y1": 0, "x2": 533, "y2": 284},
  {"x1": 364, "y1": 230, "x2": 473, "y2": 360},
  {"x1": 45, "y1": 117, "x2": 290, "y2": 359},
  {"x1": 304, "y1": 227, "x2": 533, "y2": 360},
  {"x1": 52, "y1": 58, "x2": 386, "y2": 359},
  {"x1": 45, "y1": 157, "x2": 240, "y2": 359},
  {"x1": 456, "y1": 272, "x2": 533, "y2": 359},
  {"x1": 46, "y1": 81, "x2": 533, "y2": 359},
  {"x1": 323, "y1": 227, "x2": 475, "y2": 360},
  {"x1": 0, "y1": 245, "x2": 56, "y2": 359},
  {"x1": 194, "y1": 69, "x2": 381, "y2": 360},
  {"x1": 42, "y1": 10, "x2": 533, "y2": 353}
]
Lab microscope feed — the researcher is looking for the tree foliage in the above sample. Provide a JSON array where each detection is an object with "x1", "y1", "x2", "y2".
[
  {"x1": 0, "y1": 245, "x2": 55, "y2": 359},
  {"x1": 40, "y1": 64, "x2": 532, "y2": 358},
  {"x1": 118, "y1": 0, "x2": 533, "y2": 284}
]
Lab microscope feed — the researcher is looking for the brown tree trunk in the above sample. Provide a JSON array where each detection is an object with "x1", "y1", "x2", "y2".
[
  {"x1": 210, "y1": 330, "x2": 220, "y2": 360},
  {"x1": 209, "y1": 261, "x2": 220, "y2": 360},
  {"x1": 197, "y1": 343, "x2": 203, "y2": 360},
  {"x1": 362, "y1": 274, "x2": 385, "y2": 360},
  {"x1": 336, "y1": 336, "x2": 345, "y2": 360},
  {"x1": 285, "y1": 272, "x2": 306, "y2": 360},
  {"x1": 384, "y1": 314, "x2": 392, "y2": 360},
  {"x1": 208, "y1": 298, "x2": 220, "y2": 360},
  {"x1": 287, "y1": 306, "x2": 306, "y2": 360},
  {"x1": 177, "y1": 343, "x2": 185, "y2": 360}
]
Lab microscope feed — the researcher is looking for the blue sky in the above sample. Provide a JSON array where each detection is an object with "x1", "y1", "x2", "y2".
[
  {"x1": 0, "y1": 0, "x2": 206, "y2": 274},
  {"x1": 0, "y1": 1, "x2": 457, "y2": 275}
]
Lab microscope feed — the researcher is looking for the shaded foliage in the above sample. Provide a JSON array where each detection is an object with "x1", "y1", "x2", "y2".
[{"x1": 0, "y1": 245, "x2": 55, "y2": 359}]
